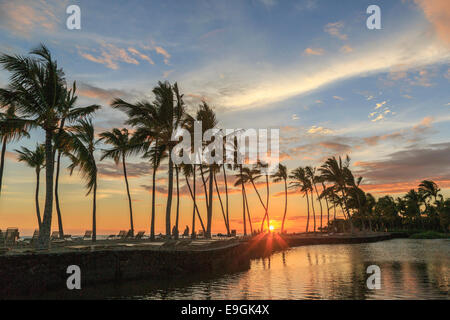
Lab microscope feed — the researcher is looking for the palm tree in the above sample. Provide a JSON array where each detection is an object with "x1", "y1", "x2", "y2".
[
  {"x1": 320, "y1": 181, "x2": 331, "y2": 230},
  {"x1": 271, "y1": 164, "x2": 288, "y2": 233},
  {"x1": 319, "y1": 156, "x2": 354, "y2": 233},
  {"x1": 145, "y1": 141, "x2": 166, "y2": 240},
  {"x1": 54, "y1": 83, "x2": 99, "y2": 239},
  {"x1": 419, "y1": 180, "x2": 440, "y2": 211},
  {"x1": 240, "y1": 166, "x2": 269, "y2": 231},
  {"x1": 289, "y1": 167, "x2": 311, "y2": 233},
  {"x1": 234, "y1": 166, "x2": 253, "y2": 235},
  {"x1": 0, "y1": 106, "x2": 31, "y2": 196},
  {"x1": 181, "y1": 163, "x2": 206, "y2": 238},
  {"x1": 99, "y1": 128, "x2": 135, "y2": 237},
  {"x1": 404, "y1": 189, "x2": 424, "y2": 228},
  {"x1": 69, "y1": 119, "x2": 100, "y2": 242},
  {"x1": 195, "y1": 102, "x2": 218, "y2": 238},
  {"x1": 258, "y1": 160, "x2": 271, "y2": 232},
  {"x1": 0, "y1": 45, "x2": 67, "y2": 248},
  {"x1": 305, "y1": 166, "x2": 317, "y2": 232},
  {"x1": 112, "y1": 81, "x2": 186, "y2": 237},
  {"x1": 15, "y1": 144, "x2": 45, "y2": 228}
]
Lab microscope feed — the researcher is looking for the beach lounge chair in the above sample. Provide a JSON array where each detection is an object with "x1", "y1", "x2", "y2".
[
  {"x1": 134, "y1": 231, "x2": 145, "y2": 240},
  {"x1": 83, "y1": 230, "x2": 92, "y2": 241},
  {"x1": 0, "y1": 229, "x2": 4, "y2": 246},
  {"x1": 125, "y1": 229, "x2": 134, "y2": 240},
  {"x1": 50, "y1": 231, "x2": 60, "y2": 240},
  {"x1": 29, "y1": 229, "x2": 39, "y2": 245},
  {"x1": 117, "y1": 230, "x2": 127, "y2": 240},
  {"x1": 5, "y1": 228, "x2": 19, "y2": 247}
]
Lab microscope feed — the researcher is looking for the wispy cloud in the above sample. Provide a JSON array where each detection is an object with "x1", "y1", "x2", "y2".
[
  {"x1": 191, "y1": 29, "x2": 449, "y2": 109},
  {"x1": 414, "y1": 0, "x2": 450, "y2": 46},
  {"x1": 307, "y1": 126, "x2": 334, "y2": 135},
  {"x1": 0, "y1": 0, "x2": 64, "y2": 37},
  {"x1": 304, "y1": 47, "x2": 324, "y2": 56},
  {"x1": 324, "y1": 21, "x2": 347, "y2": 40}
]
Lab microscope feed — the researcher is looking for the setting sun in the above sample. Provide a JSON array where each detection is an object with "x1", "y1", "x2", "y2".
[{"x1": 269, "y1": 225, "x2": 275, "y2": 231}]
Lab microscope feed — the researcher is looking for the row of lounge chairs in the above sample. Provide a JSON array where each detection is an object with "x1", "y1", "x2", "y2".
[
  {"x1": 0, "y1": 228, "x2": 147, "y2": 248},
  {"x1": 0, "y1": 228, "x2": 19, "y2": 247}
]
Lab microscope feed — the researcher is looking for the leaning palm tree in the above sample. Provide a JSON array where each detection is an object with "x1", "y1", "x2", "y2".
[
  {"x1": 240, "y1": 166, "x2": 269, "y2": 231},
  {"x1": 271, "y1": 164, "x2": 288, "y2": 233},
  {"x1": 305, "y1": 166, "x2": 317, "y2": 232},
  {"x1": 0, "y1": 106, "x2": 31, "y2": 196},
  {"x1": 54, "y1": 83, "x2": 100, "y2": 239},
  {"x1": 257, "y1": 160, "x2": 271, "y2": 232},
  {"x1": 289, "y1": 166, "x2": 311, "y2": 233},
  {"x1": 319, "y1": 156, "x2": 354, "y2": 233},
  {"x1": 15, "y1": 144, "x2": 45, "y2": 228},
  {"x1": 112, "y1": 81, "x2": 186, "y2": 237},
  {"x1": 195, "y1": 102, "x2": 218, "y2": 238},
  {"x1": 419, "y1": 180, "x2": 440, "y2": 204},
  {"x1": 100, "y1": 128, "x2": 135, "y2": 237},
  {"x1": 234, "y1": 166, "x2": 253, "y2": 235},
  {"x1": 0, "y1": 44, "x2": 67, "y2": 249},
  {"x1": 69, "y1": 119, "x2": 100, "y2": 242},
  {"x1": 145, "y1": 141, "x2": 166, "y2": 240}
]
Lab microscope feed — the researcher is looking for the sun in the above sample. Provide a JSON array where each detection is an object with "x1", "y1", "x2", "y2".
[{"x1": 269, "y1": 225, "x2": 274, "y2": 231}]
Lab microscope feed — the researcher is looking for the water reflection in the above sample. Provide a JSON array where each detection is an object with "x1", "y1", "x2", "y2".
[{"x1": 41, "y1": 239, "x2": 449, "y2": 299}]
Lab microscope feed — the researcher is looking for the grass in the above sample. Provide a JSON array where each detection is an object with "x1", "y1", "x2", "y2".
[{"x1": 409, "y1": 231, "x2": 450, "y2": 239}]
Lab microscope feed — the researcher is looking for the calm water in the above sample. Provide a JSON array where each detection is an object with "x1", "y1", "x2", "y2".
[{"x1": 58, "y1": 239, "x2": 449, "y2": 300}]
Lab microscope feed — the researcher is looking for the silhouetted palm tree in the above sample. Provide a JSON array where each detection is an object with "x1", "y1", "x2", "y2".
[
  {"x1": 0, "y1": 45, "x2": 67, "y2": 248},
  {"x1": 305, "y1": 166, "x2": 317, "y2": 232},
  {"x1": 234, "y1": 166, "x2": 251, "y2": 235},
  {"x1": 195, "y1": 102, "x2": 218, "y2": 238},
  {"x1": 419, "y1": 180, "x2": 440, "y2": 205},
  {"x1": 271, "y1": 164, "x2": 288, "y2": 233},
  {"x1": 0, "y1": 106, "x2": 31, "y2": 196},
  {"x1": 289, "y1": 166, "x2": 311, "y2": 233},
  {"x1": 100, "y1": 128, "x2": 135, "y2": 237},
  {"x1": 15, "y1": 144, "x2": 45, "y2": 228},
  {"x1": 258, "y1": 160, "x2": 271, "y2": 232},
  {"x1": 69, "y1": 119, "x2": 99, "y2": 242},
  {"x1": 319, "y1": 156, "x2": 354, "y2": 232},
  {"x1": 54, "y1": 82, "x2": 99, "y2": 239},
  {"x1": 112, "y1": 81, "x2": 186, "y2": 237}
]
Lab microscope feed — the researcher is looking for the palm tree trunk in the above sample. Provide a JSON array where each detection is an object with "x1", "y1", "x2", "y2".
[
  {"x1": 310, "y1": 190, "x2": 316, "y2": 232},
  {"x1": 322, "y1": 182, "x2": 330, "y2": 231},
  {"x1": 0, "y1": 137, "x2": 7, "y2": 197},
  {"x1": 37, "y1": 129, "x2": 55, "y2": 249},
  {"x1": 92, "y1": 179, "x2": 97, "y2": 242},
  {"x1": 313, "y1": 183, "x2": 323, "y2": 232},
  {"x1": 249, "y1": 180, "x2": 268, "y2": 232},
  {"x1": 206, "y1": 168, "x2": 214, "y2": 238},
  {"x1": 305, "y1": 191, "x2": 310, "y2": 233},
  {"x1": 184, "y1": 168, "x2": 206, "y2": 233},
  {"x1": 122, "y1": 154, "x2": 134, "y2": 237},
  {"x1": 192, "y1": 166, "x2": 197, "y2": 238},
  {"x1": 244, "y1": 187, "x2": 253, "y2": 233},
  {"x1": 281, "y1": 179, "x2": 288, "y2": 233},
  {"x1": 199, "y1": 165, "x2": 209, "y2": 211},
  {"x1": 165, "y1": 155, "x2": 174, "y2": 237},
  {"x1": 265, "y1": 174, "x2": 270, "y2": 230},
  {"x1": 175, "y1": 165, "x2": 180, "y2": 239},
  {"x1": 214, "y1": 172, "x2": 229, "y2": 234},
  {"x1": 150, "y1": 163, "x2": 157, "y2": 241},
  {"x1": 35, "y1": 168, "x2": 42, "y2": 229},
  {"x1": 54, "y1": 150, "x2": 64, "y2": 239},
  {"x1": 240, "y1": 165, "x2": 247, "y2": 236},
  {"x1": 222, "y1": 164, "x2": 230, "y2": 236}
]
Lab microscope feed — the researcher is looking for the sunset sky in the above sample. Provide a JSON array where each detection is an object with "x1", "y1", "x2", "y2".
[{"x1": 0, "y1": 0, "x2": 449, "y2": 236}]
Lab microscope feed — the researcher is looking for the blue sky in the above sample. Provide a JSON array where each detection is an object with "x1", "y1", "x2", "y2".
[{"x1": 0, "y1": 0, "x2": 449, "y2": 233}]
